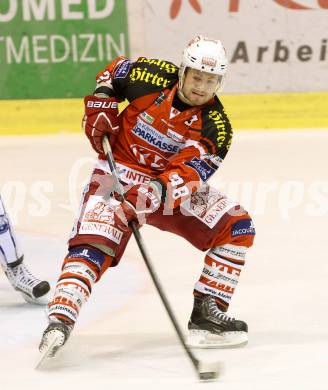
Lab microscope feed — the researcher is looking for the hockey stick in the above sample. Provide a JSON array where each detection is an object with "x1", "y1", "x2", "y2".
[{"x1": 102, "y1": 136, "x2": 222, "y2": 381}]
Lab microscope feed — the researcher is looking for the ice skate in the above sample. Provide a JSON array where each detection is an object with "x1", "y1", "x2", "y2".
[
  {"x1": 37, "y1": 320, "x2": 73, "y2": 367},
  {"x1": 2, "y1": 261, "x2": 50, "y2": 304},
  {"x1": 187, "y1": 295, "x2": 248, "y2": 348}
]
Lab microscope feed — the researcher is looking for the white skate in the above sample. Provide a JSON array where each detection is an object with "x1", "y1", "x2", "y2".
[{"x1": 2, "y1": 261, "x2": 50, "y2": 304}]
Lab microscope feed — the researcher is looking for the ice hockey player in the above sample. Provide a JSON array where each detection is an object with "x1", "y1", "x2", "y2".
[
  {"x1": 39, "y1": 35, "x2": 255, "y2": 357},
  {"x1": 0, "y1": 195, "x2": 50, "y2": 304}
]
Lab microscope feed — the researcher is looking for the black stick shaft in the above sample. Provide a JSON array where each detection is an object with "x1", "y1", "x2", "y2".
[{"x1": 102, "y1": 137, "x2": 200, "y2": 375}]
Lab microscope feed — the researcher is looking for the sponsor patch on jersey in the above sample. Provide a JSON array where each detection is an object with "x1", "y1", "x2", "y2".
[
  {"x1": 0, "y1": 216, "x2": 9, "y2": 234},
  {"x1": 114, "y1": 59, "x2": 131, "y2": 79},
  {"x1": 167, "y1": 128, "x2": 185, "y2": 143},
  {"x1": 136, "y1": 57, "x2": 178, "y2": 74},
  {"x1": 202, "y1": 197, "x2": 237, "y2": 228},
  {"x1": 132, "y1": 120, "x2": 181, "y2": 153},
  {"x1": 203, "y1": 153, "x2": 223, "y2": 168},
  {"x1": 154, "y1": 92, "x2": 166, "y2": 106},
  {"x1": 80, "y1": 195, "x2": 123, "y2": 244},
  {"x1": 185, "y1": 157, "x2": 216, "y2": 182},
  {"x1": 208, "y1": 110, "x2": 229, "y2": 148},
  {"x1": 116, "y1": 163, "x2": 152, "y2": 184},
  {"x1": 140, "y1": 111, "x2": 154, "y2": 124},
  {"x1": 231, "y1": 219, "x2": 255, "y2": 237},
  {"x1": 181, "y1": 189, "x2": 238, "y2": 229},
  {"x1": 131, "y1": 144, "x2": 168, "y2": 170}
]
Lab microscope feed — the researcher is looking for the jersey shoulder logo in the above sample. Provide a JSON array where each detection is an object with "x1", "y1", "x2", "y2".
[{"x1": 114, "y1": 59, "x2": 131, "y2": 79}]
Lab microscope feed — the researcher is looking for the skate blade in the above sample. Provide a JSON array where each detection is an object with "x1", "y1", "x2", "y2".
[
  {"x1": 35, "y1": 333, "x2": 62, "y2": 369},
  {"x1": 187, "y1": 329, "x2": 248, "y2": 349}
]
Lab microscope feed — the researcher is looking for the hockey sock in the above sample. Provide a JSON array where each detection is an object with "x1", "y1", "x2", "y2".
[
  {"x1": 48, "y1": 246, "x2": 112, "y2": 325},
  {"x1": 194, "y1": 244, "x2": 247, "y2": 312}
]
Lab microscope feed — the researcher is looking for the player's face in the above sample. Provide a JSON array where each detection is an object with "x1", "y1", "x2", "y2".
[{"x1": 182, "y1": 68, "x2": 220, "y2": 106}]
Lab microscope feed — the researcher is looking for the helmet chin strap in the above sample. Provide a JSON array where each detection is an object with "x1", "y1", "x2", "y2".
[
  {"x1": 177, "y1": 88, "x2": 197, "y2": 106},
  {"x1": 177, "y1": 67, "x2": 196, "y2": 106}
]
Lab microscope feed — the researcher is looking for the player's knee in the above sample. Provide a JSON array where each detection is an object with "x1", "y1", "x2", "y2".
[
  {"x1": 63, "y1": 246, "x2": 113, "y2": 282},
  {"x1": 212, "y1": 206, "x2": 256, "y2": 249},
  {"x1": 229, "y1": 211, "x2": 256, "y2": 247}
]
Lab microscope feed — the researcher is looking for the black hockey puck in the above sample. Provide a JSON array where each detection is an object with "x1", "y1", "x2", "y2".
[{"x1": 33, "y1": 281, "x2": 50, "y2": 298}]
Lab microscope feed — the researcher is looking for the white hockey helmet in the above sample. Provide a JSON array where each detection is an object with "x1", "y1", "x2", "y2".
[{"x1": 178, "y1": 35, "x2": 228, "y2": 95}]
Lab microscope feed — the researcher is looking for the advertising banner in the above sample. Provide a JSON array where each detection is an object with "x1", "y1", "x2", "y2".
[
  {"x1": 144, "y1": 0, "x2": 328, "y2": 93},
  {"x1": 0, "y1": 0, "x2": 129, "y2": 99}
]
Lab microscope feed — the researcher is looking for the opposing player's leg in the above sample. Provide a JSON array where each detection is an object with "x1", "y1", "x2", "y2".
[
  {"x1": 0, "y1": 195, "x2": 50, "y2": 304},
  {"x1": 147, "y1": 184, "x2": 255, "y2": 348},
  {"x1": 39, "y1": 169, "x2": 132, "y2": 358}
]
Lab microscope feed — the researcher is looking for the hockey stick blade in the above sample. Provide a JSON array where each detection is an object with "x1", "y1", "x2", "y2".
[
  {"x1": 35, "y1": 333, "x2": 61, "y2": 370},
  {"x1": 197, "y1": 360, "x2": 224, "y2": 381}
]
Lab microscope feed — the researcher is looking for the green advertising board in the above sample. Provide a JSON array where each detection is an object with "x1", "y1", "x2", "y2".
[{"x1": 0, "y1": 0, "x2": 129, "y2": 99}]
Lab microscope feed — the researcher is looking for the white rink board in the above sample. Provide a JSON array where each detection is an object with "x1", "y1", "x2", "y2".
[
  {"x1": 0, "y1": 131, "x2": 328, "y2": 389},
  {"x1": 139, "y1": 0, "x2": 328, "y2": 93}
]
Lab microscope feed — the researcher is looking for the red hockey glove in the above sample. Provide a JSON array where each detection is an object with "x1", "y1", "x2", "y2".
[
  {"x1": 114, "y1": 182, "x2": 162, "y2": 230},
  {"x1": 83, "y1": 95, "x2": 120, "y2": 154}
]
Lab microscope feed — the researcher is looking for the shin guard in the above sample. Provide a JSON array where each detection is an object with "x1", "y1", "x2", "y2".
[
  {"x1": 48, "y1": 246, "x2": 112, "y2": 325},
  {"x1": 194, "y1": 244, "x2": 247, "y2": 312}
]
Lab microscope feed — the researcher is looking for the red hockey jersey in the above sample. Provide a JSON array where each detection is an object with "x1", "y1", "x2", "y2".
[{"x1": 95, "y1": 56, "x2": 233, "y2": 207}]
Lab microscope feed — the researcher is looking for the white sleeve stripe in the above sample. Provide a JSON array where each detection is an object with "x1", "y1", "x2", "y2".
[{"x1": 183, "y1": 140, "x2": 206, "y2": 155}]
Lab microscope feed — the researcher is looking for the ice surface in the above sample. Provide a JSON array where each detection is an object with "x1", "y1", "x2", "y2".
[{"x1": 0, "y1": 131, "x2": 327, "y2": 389}]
